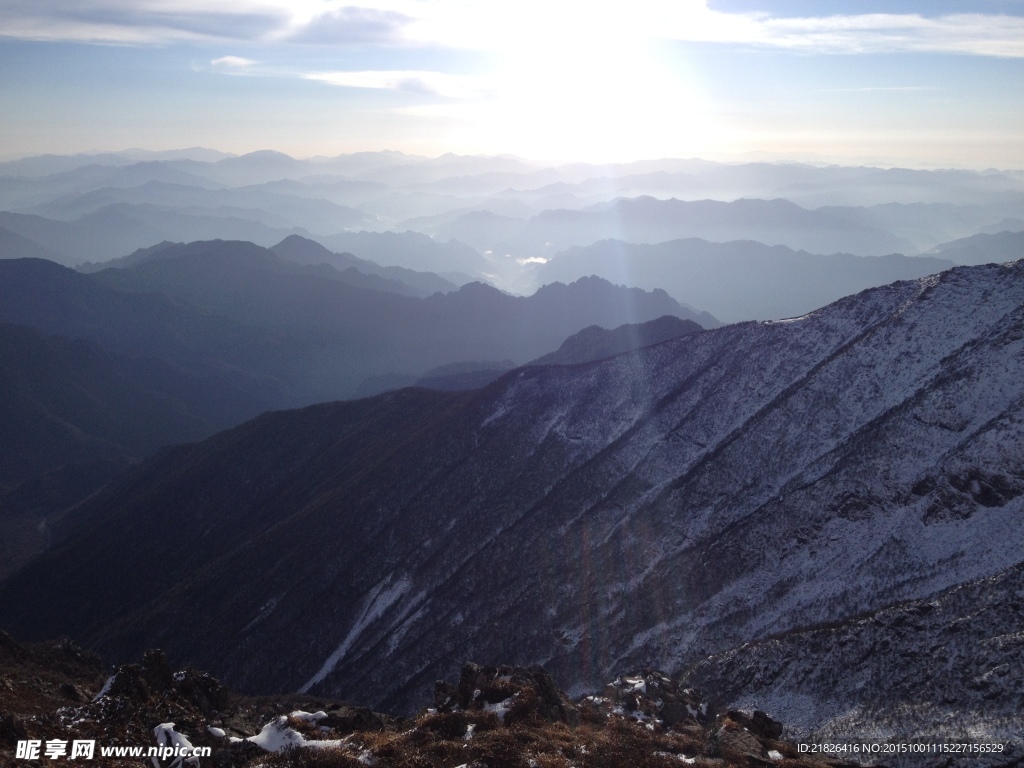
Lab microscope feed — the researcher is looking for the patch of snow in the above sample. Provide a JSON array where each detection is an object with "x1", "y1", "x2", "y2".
[
  {"x1": 152, "y1": 723, "x2": 194, "y2": 768},
  {"x1": 768, "y1": 750, "x2": 784, "y2": 761},
  {"x1": 656, "y1": 753, "x2": 696, "y2": 764},
  {"x1": 92, "y1": 675, "x2": 114, "y2": 702},
  {"x1": 623, "y1": 676, "x2": 646, "y2": 694},
  {"x1": 246, "y1": 715, "x2": 346, "y2": 754},
  {"x1": 483, "y1": 696, "x2": 516, "y2": 722},
  {"x1": 300, "y1": 575, "x2": 411, "y2": 693},
  {"x1": 290, "y1": 710, "x2": 328, "y2": 723},
  {"x1": 243, "y1": 596, "x2": 281, "y2": 633},
  {"x1": 207, "y1": 726, "x2": 226, "y2": 738}
]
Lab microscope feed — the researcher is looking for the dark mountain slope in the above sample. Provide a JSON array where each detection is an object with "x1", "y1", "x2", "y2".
[
  {"x1": 1, "y1": 261, "x2": 1021, "y2": 746},
  {"x1": 0, "y1": 322, "x2": 270, "y2": 578},
  {"x1": 0, "y1": 323, "x2": 265, "y2": 483},
  {"x1": 537, "y1": 238, "x2": 954, "y2": 322},
  {"x1": 0, "y1": 258, "x2": 299, "y2": 405}
]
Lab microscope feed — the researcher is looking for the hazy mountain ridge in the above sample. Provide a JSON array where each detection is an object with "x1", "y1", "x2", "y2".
[
  {"x1": 0, "y1": 225, "x2": 66, "y2": 263},
  {"x1": 435, "y1": 197, "x2": 916, "y2": 259},
  {"x1": 20, "y1": 179, "x2": 375, "y2": 234},
  {"x1": 83, "y1": 241, "x2": 704, "y2": 396},
  {"x1": 2, "y1": 260, "x2": 1020, "y2": 748},
  {"x1": 536, "y1": 237, "x2": 955, "y2": 322},
  {"x1": 924, "y1": 229, "x2": 1024, "y2": 266},
  {"x1": 3, "y1": 151, "x2": 1020, "y2": 295},
  {"x1": 269, "y1": 234, "x2": 460, "y2": 296}
]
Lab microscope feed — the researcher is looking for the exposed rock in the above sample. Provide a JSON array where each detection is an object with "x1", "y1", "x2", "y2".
[{"x1": 0, "y1": 638, "x2": 875, "y2": 767}]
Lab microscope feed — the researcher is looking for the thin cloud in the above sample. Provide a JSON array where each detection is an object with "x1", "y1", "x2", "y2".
[
  {"x1": 304, "y1": 69, "x2": 487, "y2": 99},
  {"x1": 286, "y1": 6, "x2": 409, "y2": 45},
  {"x1": 0, "y1": 0, "x2": 289, "y2": 44},
  {"x1": 754, "y1": 12, "x2": 1024, "y2": 57},
  {"x1": 211, "y1": 55, "x2": 258, "y2": 72},
  {"x1": 825, "y1": 86, "x2": 941, "y2": 93},
  {"x1": 0, "y1": 1, "x2": 1022, "y2": 58}
]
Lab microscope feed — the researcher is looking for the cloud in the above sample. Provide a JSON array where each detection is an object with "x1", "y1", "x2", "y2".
[
  {"x1": 0, "y1": 0, "x2": 1022, "y2": 59},
  {"x1": 286, "y1": 6, "x2": 409, "y2": 45},
  {"x1": 304, "y1": 69, "x2": 487, "y2": 99},
  {"x1": 210, "y1": 55, "x2": 258, "y2": 72},
  {"x1": 0, "y1": 0, "x2": 289, "y2": 44},
  {"x1": 753, "y1": 12, "x2": 1024, "y2": 57}
]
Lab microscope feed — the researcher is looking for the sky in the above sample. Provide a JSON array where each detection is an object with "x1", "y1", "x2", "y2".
[{"x1": 1, "y1": 0, "x2": 1022, "y2": 167}]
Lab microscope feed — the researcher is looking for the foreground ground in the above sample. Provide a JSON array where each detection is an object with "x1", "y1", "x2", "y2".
[{"x1": 0, "y1": 632, "x2": 880, "y2": 768}]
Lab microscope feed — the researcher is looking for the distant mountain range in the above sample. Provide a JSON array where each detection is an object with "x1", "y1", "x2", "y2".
[
  {"x1": 0, "y1": 207, "x2": 308, "y2": 265},
  {"x1": 536, "y1": 238, "x2": 955, "y2": 322},
  {"x1": 0, "y1": 225, "x2": 64, "y2": 262},
  {"x1": 2, "y1": 260, "x2": 1020, "y2": 752},
  {"x1": 435, "y1": 197, "x2": 918, "y2": 259},
  {"x1": 4, "y1": 150, "x2": 1021, "y2": 293},
  {"x1": 924, "y1": 229, "x2": 1024, "y2": 266},
  {"x1": 22, "y1": 179, "x2": 375, "y2": 234}
]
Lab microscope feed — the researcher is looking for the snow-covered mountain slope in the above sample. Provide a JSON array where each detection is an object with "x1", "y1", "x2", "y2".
[
  {"x1": 2, "y1": 260, "x2": 1022, "y2": 736},
  {"x1": 686, "y1": 560, "x2": 1024, "y2": 750}
]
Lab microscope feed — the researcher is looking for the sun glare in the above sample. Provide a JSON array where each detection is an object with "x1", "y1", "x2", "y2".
[{"x1": 397, "y1": 0, "x2": 718, "y2": 161}]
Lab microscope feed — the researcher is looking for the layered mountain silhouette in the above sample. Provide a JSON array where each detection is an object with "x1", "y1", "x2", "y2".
[
  {"x1": 315, "y1": 230, "x2": 489, "y2": 280},
  {"x1": 0, "y1": 225, "x2": 66, "y2": 263},
  {"x1": 0, "y1": 207, "x2": 306, "y2": 265},
  {"x1": 536, "y1": 238, "x2": 954, "y2": 322},
  {"x1": 23, "y1": 179, "x2": 374, "y2": 235},
  {"x1": 82, "y1": 239, "x2": 704, "y2": 399},
  {"x1": 925, "y1": 229, "x2": 1024, "y2": 266},
  {"x1": 2, "y1": 244, "x2": 703, "y2": 405},
  {"x1": 269, "y1": 234, "x2": 459, "y2": 296},
  {"x1": 435, "y1": 197, "x2": 917, "y2": 259},
  {"x1": 2, "y1": 260, "x2": 1020, "y2": 750}
]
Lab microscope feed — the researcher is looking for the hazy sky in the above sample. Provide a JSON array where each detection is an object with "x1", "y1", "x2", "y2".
[{"x1": 1, "y1": 0, "x2": 1022, "y2": 167}]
